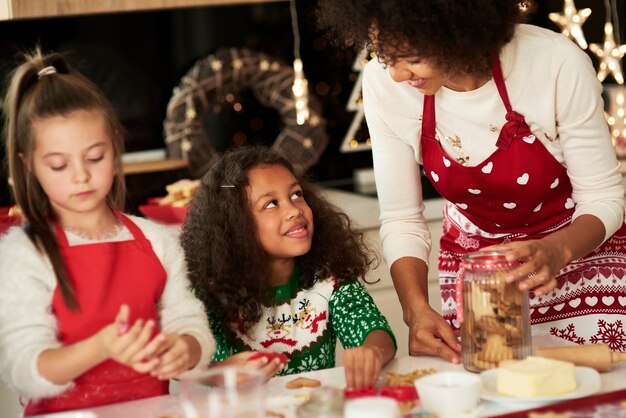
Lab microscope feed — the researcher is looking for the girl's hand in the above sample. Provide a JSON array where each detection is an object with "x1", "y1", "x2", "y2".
[
  {"x1": 212, "y1": 351, "x2": 285, "y2": 381},
  {"x1": 483, "y1": 239, "x2": 568, "y2": 296},
  {"x1": 96, "y1": 305, "x2": 163, "y2": 373},
  {"x1": 406, "y1": 304, "x2": 461, "y2": 364},
  {"x1": 151, "y1": 334, "x2": 201, "y2": 380},
  {"x1": 343, "y1": 345, "x2": 384, "y2": 389}
]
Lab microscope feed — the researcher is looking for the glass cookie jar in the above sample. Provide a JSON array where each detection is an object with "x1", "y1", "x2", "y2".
[{"x1": 457, "y1": 250, "x2": 532, "y2": 373}]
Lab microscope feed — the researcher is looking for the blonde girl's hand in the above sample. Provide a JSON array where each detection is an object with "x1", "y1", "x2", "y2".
[
  {"x1": 212, "y1": 351, "x2": 285, "y2": 381},
  {"x1": 483, "y1": 239, "x2": 568, "y2": 296},
  {"x1": 150, "y1": 334, "x2": 202, "y2": 380},
  {"x1": 343, "y1": 345, "x2": 385, "y2": 390},
  {"x1": 96, "y1": 305, "x2": 163, "y2": 373}
]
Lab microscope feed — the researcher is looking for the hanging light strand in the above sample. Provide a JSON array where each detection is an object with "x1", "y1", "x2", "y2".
[
  {"x1": 290, "y1": 0, "x2": 309, "y2": 125},
  {"x1": 610, "y1": 0, "x2": 621, "y2": 44},
  {"x1": 590, "y1": 0, "x2": 626, "y2": 84}
]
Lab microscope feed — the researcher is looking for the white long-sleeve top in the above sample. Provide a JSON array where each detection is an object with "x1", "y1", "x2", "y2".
[
  {"x1": 363, "y1": 23, "x2": 625, "y2": 268},
  {"x1": 0, "y1": 215, "x2": 215, "y2": 400}
]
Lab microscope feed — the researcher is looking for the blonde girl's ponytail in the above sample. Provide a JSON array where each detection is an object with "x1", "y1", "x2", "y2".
[{"x1": 3, "y1": 48, "x2": 126, "y2": 310}]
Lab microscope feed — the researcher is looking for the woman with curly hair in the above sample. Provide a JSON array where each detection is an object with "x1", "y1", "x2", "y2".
[
  {"x1": 317, "y1": 0, "x2": 626, "y2": 363},
  {"x1": 180, "y1": 146, "x2": 396, "y2": 389}
]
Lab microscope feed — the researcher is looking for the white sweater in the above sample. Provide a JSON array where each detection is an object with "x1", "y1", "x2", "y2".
[
  {"x1": 363, "y1": 24, "x2": 625, "y2": 267},
  {"x1": 0, "y1": 215, "x2": 215, "y2": 400}
]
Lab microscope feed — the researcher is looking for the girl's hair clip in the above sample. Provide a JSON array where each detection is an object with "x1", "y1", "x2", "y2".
[
  {"x1": 220, "y1": 185, "x2": 235, "y2": 188},
  {"x1": 37, "y1": 66, "x2": 57, "y2": 79}
]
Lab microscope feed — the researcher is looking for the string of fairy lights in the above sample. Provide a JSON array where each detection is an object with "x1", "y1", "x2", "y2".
[{"x1": 341, "y1": 0, "x2": 626, "y2": 153}]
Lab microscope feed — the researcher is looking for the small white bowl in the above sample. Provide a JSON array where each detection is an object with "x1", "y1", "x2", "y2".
[{"x1": 415, "y1": 371, "x2": 481, "y2": 418}]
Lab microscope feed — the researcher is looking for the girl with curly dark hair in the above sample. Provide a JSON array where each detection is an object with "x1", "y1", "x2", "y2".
[
  {"x1": 317, "y1": 0, "x2": 626, "y2": 363},
  {"x1": 181, "y1": 146, "x2": 396, "y2": 389}
]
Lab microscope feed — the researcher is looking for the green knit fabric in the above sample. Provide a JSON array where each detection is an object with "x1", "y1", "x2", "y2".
[{"x1": 206, "y1": 267, "x2": 396, "y2": 376}]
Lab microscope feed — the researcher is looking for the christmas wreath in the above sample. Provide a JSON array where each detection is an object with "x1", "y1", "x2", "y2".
[{"x1": 163, "y1": 47, "x2": 328, "y2": 176}]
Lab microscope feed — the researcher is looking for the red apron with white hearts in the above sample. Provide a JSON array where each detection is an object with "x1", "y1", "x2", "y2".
[
  {"x1": 24, "y1": 212, "x2": 168, "y2": 416},
  {"x1": 421, "y1": 56, "x2": 626, "y2": 351}
]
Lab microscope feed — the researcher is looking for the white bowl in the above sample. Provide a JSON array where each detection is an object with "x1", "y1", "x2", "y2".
[{"x1": 415, "y1": 371, "x2": 481, "y2": 418}]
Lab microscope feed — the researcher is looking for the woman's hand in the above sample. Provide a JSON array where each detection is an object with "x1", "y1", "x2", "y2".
[
  {"x1": 406, "y1": 304, "x2": 461, "y2": 364},
  {"x1": 212, "y1": 351, "x2": 284, "y2": 381},
  {"x1": 484, "y1": 214, "x2": 607, "y2": 296},
  {"x1": 484, "y1": 238, "x2": 569, "y2": 296}
]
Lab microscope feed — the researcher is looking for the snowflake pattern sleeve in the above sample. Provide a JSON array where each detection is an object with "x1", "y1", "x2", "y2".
[
  {"x1": 206, "y1": 309, "x2": 231, "y2": 362},
  {"x1": 329, "y1": 281, "x2": 397, "y2": 352}
]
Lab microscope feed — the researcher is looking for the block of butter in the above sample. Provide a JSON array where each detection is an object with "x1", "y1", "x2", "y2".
[{"x1": 497, "y1": 356, "x2": 576, "y2": 398}]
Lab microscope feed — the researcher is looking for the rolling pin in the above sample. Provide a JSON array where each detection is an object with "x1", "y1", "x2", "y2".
[{"x1": 536, "y1": 344, "x2": 626, "y2": 372}]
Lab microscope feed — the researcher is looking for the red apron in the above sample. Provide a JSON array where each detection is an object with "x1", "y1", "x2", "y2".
[
  {"x1": 421, "y1": 56, "x2": 626, "y2": 351},
  {"x1": 25, "y1": 212, "x2": 168, "y2": 416}
]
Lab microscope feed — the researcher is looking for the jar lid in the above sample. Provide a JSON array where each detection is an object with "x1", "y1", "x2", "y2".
[{"x1": 461, "y1": 250, "x2": 512, "y2": 264}]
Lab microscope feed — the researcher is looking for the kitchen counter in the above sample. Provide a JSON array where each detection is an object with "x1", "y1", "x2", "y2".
[
  {"x1": 31, "y1": 338, "x2": 626, "y2": 418},
  {"x1": 320, "y1": 188, "x2": 446, "y2": 229}
]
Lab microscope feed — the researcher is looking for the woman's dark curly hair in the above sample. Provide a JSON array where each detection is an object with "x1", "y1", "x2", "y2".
[
  {"x1": 317, "y1": 0, "x2": 535, "y2": 79},
  {"x1": 181, "y1": 145, "x2": 375, "y2": 336}
]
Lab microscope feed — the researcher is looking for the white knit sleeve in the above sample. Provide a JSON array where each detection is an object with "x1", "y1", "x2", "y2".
[
  {"x1": 130, "y1": 216, "x2": 215, "y2": 369},
  {"x1": 363, "y1": 61, "x2": 433, "y2": 267},
  {"x1": 0, "y1": 228, "x2": 73, "y2": 400},
  {"x1": 552, "y1": 36, "x2": 625, "y2": 240}
]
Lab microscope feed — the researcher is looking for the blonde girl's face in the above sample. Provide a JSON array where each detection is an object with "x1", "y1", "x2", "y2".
[
  {"x1": 246, "y1": 164, "x2": 314, "y2": 266},
  {"x1": 29, "y1": 109, "x2": 116, "y2": 223}
]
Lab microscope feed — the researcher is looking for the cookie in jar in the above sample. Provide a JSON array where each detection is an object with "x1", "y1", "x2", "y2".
[{"x1": 457, "y1": 250, "x2": 531, "y2": 372}]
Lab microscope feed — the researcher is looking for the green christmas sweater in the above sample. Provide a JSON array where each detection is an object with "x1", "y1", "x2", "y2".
[{"x1": 206, "y1": 265, "x2": 396, "y2": 376}]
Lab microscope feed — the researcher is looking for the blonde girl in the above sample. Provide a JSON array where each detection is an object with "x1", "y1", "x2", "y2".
[{"x1": 0, "y1": 49, "x2": 214, "y2": 415}]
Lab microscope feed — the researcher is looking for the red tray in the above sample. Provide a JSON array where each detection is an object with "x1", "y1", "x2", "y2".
[
  {"x1": 492, "y1": 388, "x2": 626, "y2": 417},
  {"x1": 139, "y1": 198, "x2": 188, "y2": 224}
]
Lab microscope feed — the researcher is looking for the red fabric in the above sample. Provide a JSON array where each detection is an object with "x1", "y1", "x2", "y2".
[
  {"x1": 420, "y1": 56, "x2": 626, "y2": 349},
  {"x1": 25, "y1": 212, "x2": 168, "y2": 416},
  {"x1": 491, "y1": 387, "x2": 626, "y2": 417},
  {"x1": 421, "y1": 56, "x2": 573, "y2": 235}
]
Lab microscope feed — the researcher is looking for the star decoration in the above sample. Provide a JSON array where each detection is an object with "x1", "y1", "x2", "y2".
[
  {"x1": 548, "y1": 0, "x2": 591, "y2": 49},
  {"x1": 341, "y1": 47, "x2": 374, "y2": 152},
  {"x1": 210, "y1": 59, "x2": 223, "y2": 72},
  {"x1": 589, "y1": 22, "x2": 626, "y2": 84}
]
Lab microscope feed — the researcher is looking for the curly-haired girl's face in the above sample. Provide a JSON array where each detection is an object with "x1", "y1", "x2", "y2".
[{"x1": 246, "y1": 164, "x2": 314, "y2": 275}]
